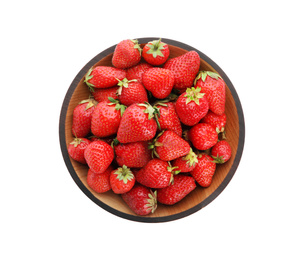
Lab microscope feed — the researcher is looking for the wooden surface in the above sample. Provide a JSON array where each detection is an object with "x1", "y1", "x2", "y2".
[{"x1": 59, "y1": 38, "x2": 245, "y2": 222}]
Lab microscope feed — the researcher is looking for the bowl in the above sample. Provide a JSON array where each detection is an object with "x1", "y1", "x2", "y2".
[{"x1": 59, "y1": 37, "x2": 245, "y2": 222}]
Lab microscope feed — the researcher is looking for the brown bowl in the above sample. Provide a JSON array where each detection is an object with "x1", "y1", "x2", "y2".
[{"x1": 59, "y1": 37, "x2": 245, "y2": 222}]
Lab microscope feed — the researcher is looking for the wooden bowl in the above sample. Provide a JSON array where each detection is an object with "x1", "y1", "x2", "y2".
[{"x1": 59, "y1": 38, "x2": 245, "y2": 222}]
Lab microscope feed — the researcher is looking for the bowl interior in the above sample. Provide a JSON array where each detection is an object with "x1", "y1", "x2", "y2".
[{"x1": 61, "y1": 40, "x2": 242, "y2": 221}]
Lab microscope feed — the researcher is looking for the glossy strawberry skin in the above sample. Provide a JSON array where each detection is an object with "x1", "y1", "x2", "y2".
[
  {"x1": 211, "y1": 140, "x2": 232, "y2": 163},
  {"x1": 84, "y1": 140, "x2": 114, "y2": 174},
  {"x1": 114, "y1": 141, "x2": 152, "y2": 168},
  {"x1": 171, "y1": 149, "x2": 198, "y2": 173},
  {"x1": 191, "y1": 154, "x2": 216, "y2": 187},
  {"x1": 86, "y1": 165, "x2": 113, "y2": 193},
  {"x1": 163, "y1": 51, "x2": 200, "y2": 91},
  {"x1": 110, "y1": 167, "x2": 135, "y2": 194},
  {"x1": 188, "y1": 123, "x2": 218, "y2": 150},
  {"x1": 126, "y1": 63, "x2": 153, "y2": 84},
  {"x1": 142, "y1": 40, "x2": 170, "y2": 66},
  {"x1": 142, "y1": 68, "x2": 175, "y2": 99},
  {"x1": 92, "y1": 86, "x2": 119, "y2": 103},
  {"x1": 117, "y1": 81, "x2": 148, "y2": 106},
  {"x1": 157, "y1": 175, "x2": 196, "y2": 205},
  {"x1": 68, "y1": 138, "x2": 91, "y2": 164},
  {"x1": 201, "y1": 111, "x2": 227, "y2": 133}
]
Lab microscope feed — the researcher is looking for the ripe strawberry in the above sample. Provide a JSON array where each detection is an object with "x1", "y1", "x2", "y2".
[
  {"x1": 154, "y1": 101, "x2": 182, "y2": 136},
  {"x1": 110, "y1": 165, "x2": 135, "y2": 194},
  {"x1": 84, "y1": 66, "x2": 126, "y2": 91},
  {"x1": 86, "y1": 165, "x2": 113, "y2": 193},
  {"x1": 121, "y1": 184, "x2": 157, "y2": 216},
  {"x1": 112, "y1": 39, "x2": 142, "y2": 69},
  {"x1": 126, "y1": 62, "x2": 153, "y2": 83},
  {"x1": 136, "y1": 159, "x2": 180, "y2": 189},
  {"x1": 68, "y1": 137, "x2": 91, "y2": 164},
  {"x1": 191, "y1": 154, "x2": 216, "y2": 187},
  {"x1": 171, "y1": 148, "x2": 198, "y2": 172},
  {"x1": 163, "y1": 51, "x2": 201, "y2": 91},
  {"x1": 157, "y1": 175, "x2": 196, "y2": 205},
  {"x1": 114, "y1": 141, "x2": 152, "y2": 168},
  {"x1": 142, "y1": 38, "x2": 170, "y2": 66},
  {"x1": 117, "y1": 103, "x2": 158, "y2": 143},
  {"x1": 188, "y1": 123, "x2": 218, "y2": 150},
  {"x1": 201, "y1": 111, "x2": 227, "y2": 134},
  {"x1": 72, "y1": 98, "x2": 97, "y2": 138},
  {"x1": 91, "y1": 86, "x2": 119, "y2": 103},
  {"x1": 84, "y1": 140, "x2": 114, "y2": 174},
  {"x1": 91, "y1": 99, "x2": 125, "y2": 138},
  {"x1": 211, "y1": 140, "x2": 232, "y2": 163},
  {"x1": 175, "y1": 87, "x2": 209, "y2": 126},
  {"x1": 142, "y1": 67, "x2": 175, "y2": 99},
  {"x1": 116, "y1": 78, "x2": 148, "y2": 106},
  {"x1": 194, "y1": 71, "x2": 226, "y2": 115},
  {"x1": 150, "y1": 130, "x2": 190, "y2": 161}
]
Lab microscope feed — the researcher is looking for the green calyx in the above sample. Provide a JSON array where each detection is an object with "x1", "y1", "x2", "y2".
[
  {"x1": 131, "y1": 39, "x2": 142, "y2": 55},
  {"x1": 146, "y1": 190, "x2": 157, "y2": 213},
  {"x1": 84, "y1": 67, "x2": 95, "y2": 92},
  {"x1": 70, "y1": 137, "x2": 84, "y2": 147},
  {"x1": 78, "y1": 97, "x2": 98, "y2": 110},
  {"x1": 182, "y1": 148, "x2": 198, "y2": 167},
  {"x1": 113, "y1": 165, "x2": 134, "y2": 184},
  {"x1": 185, "y1": 87, "x2": 205, "y2": 105},
  {"x1": 194, "y1": 71, "x2": 222, "y2": 85},
  {"x1": 148, "y1": 131, "x2": 165, "y2": 158},
  {"x1": 146, "y1": 38, "x2": 166, "y2": 58},
  {"x1": 211, "y1": 154, "x2": 225, "y2": 164},
  {"x1": 116, "y1": 78, "x2": 138, "y2": 96},
  {"x1": 167, "y1": 162, "x2": 181, "y2": 185},
  {"x1": 107, "y1": 97, "x2": 126, "y2": 116},
  {"x1": 137, "y1": 102, "x2": 159, "y2": 120}
]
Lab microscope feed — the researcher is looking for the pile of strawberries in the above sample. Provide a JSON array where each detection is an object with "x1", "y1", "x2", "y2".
[{"x1": 68, "y1": 38, "x2": 232, "y2": 216}]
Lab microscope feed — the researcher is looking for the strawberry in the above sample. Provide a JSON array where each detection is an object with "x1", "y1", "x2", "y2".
[
  {"x1": 84, "y1": 66, "x2": 126, "y2": 91},
  {"x1": 116, "y1": 78, "x2": 148, "y2": 106},
  {"x1": 121, "y1": 184, "x2": 157, "y2": 216},
  {"x1": 84, "y1": 140, "x2": 114, "y2": 174},
  {"x1": 114, "y1": 141, "x2": 152, "y2": 168},
  {"x1": 86, "y1": 165, "x2": 113, "y2": 193},
  {"x1": 211, "y1": 140, "x2": 232, "y2": 163},
  {"x1": 188, "y1": 123, "x2": 218, "y2": 150},
  {"x1": 191, "y1": 154, "x2": 216, "y2": 187},
  {"x1": 126, "y1": 62, "x2": 153, "y2": 84},
  {"x1": 157, "y1": 175, "x2": 196, "y2": 205},
  {"x1": 112, "y1": 39, "x2": 142, "y2": 69},
  {"x1": 142, "y1": 67, "x2": 175, "y2": 99},
  {"x1": 175, "y1": 87, "x2": 209, "y2": 126},
  {"x1": 201, "y1": 111, "x2": 227, "y2": 134},
  {"x1": 142, "y1": 38, "x2": 170, "y2": 66},
  {"x1": 110, "y1": 165, "x2": 135, "y2": 194},
  {"x1": 171, "y1": 148, "x2": 198, "y2": 173},
  {"x1": 68, "y1": 137, "x2": 91, "y2": 164},
  {"x1": 194, "y1": 71, "x2": 226, "y2": 115},
  {"x1": 154, "y1": 101, "x2": 182, "y2": 136},
  {"x1": 72, "y1": 98, "x2": 97, "y2": 138},
  {"x1": 150, "y1": 130, "x2": 190, "y2": 161},
  {"x1": 117, "y1": 103, "x2": 158, "y2": 143},
  {"x1": 91, "y1": 98, "x2": 125, "y2": 138},
  {"x1": 135, "y1": 159, "x2": 180, "y2": 189},
  {"x1": 91, "y1": 86, "x2": 119, "y2": 103},
  {"x1": 163, "y1": 51, "x2": 200, "y2": 91}
]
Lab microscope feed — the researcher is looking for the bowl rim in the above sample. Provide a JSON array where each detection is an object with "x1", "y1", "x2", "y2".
[{"x1": 59, "y1": 37, "x2": 245, "y2": 223}]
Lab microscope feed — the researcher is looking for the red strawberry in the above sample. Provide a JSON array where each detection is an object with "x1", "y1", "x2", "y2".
[
  {"x1": 175, "y1": 87, "x2": 209, "y2": 126},
  {"x1": 72, "y1": 98, "x2": 97, "y2": 138},
  {"x1": 91, "y1": 99, "x2": 125, "y2": 138},
  {"x1": 121, "y1": 184, "x2": 157, "y2": 216},
  {"x1": 142, "y1": 67, "x2": 175, "y2": 99},
  {"x1": 191, "y1": 154, "x2": 216, "y2": 187},
  {"x1": 201, "y1": 111, "x2": 227, "y2": 134},
  {"x1": 171, "y1": 148, "x2": 198, "y2": 173},
  {"x1": 84, "y1": 66, "x2": 126, "y2": 91},
  {"x1": 110, "y1": 165, "x2": 135, "y2": 194},
  {"x1": 154, "y1": 101, "x2": 182, "y2": 136},
  {"x1": 150, "y1": 130, "x2": 190, "y2": 161},
  {"x1": 142, "y1": 38, "x2": 170, "y2": 66},
  {"x1": 126, "y1": 62, "x2": 153, "y2": 83},
  {"x1": 114, "y1": 141, "x2": 152, "y2": 168},
  {"x1": 194, "y1": 71, "x2": 226, "y2": 115},
  {"x1": 116, "y1": 78, "x2": 148, "y2": 106},
  {"x1": 188, "y1": 123, "x2": 218, "y2": 150},
  {"x1": 86, "y1": 165, "x2": 113, "y2": 193},
  {"x1": 112, "y1": 39, "x2": 142, "y2": 69},
  {"x1": 157, "y1": 175, "x2": 196, "y2": 205},
  {"x1": 68, "y1": 137, "x2": 91, "y2": 164},
  {"x1": 163, "y1": 51, "x2": 200, "y2": 91},
  {"x1": 84, "y1": 140, "x2": 114, "y2": 174},
  {"x1": 117, "y1": 103, "x2": 158, "y2": 143},
  {"x1": 211, "y1": 140, "x2": 232, "y2": 163},
  {"x1": 92, "y1": 86, "x2": 119, "y2": 103},
  {"x1": 136, "y1": 159, "x2": 180, "y2": 189}
]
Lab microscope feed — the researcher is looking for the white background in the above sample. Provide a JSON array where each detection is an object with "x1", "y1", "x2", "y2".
[{"x1": 1, "y1": 1, "x2": 300, "y2": 259}]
